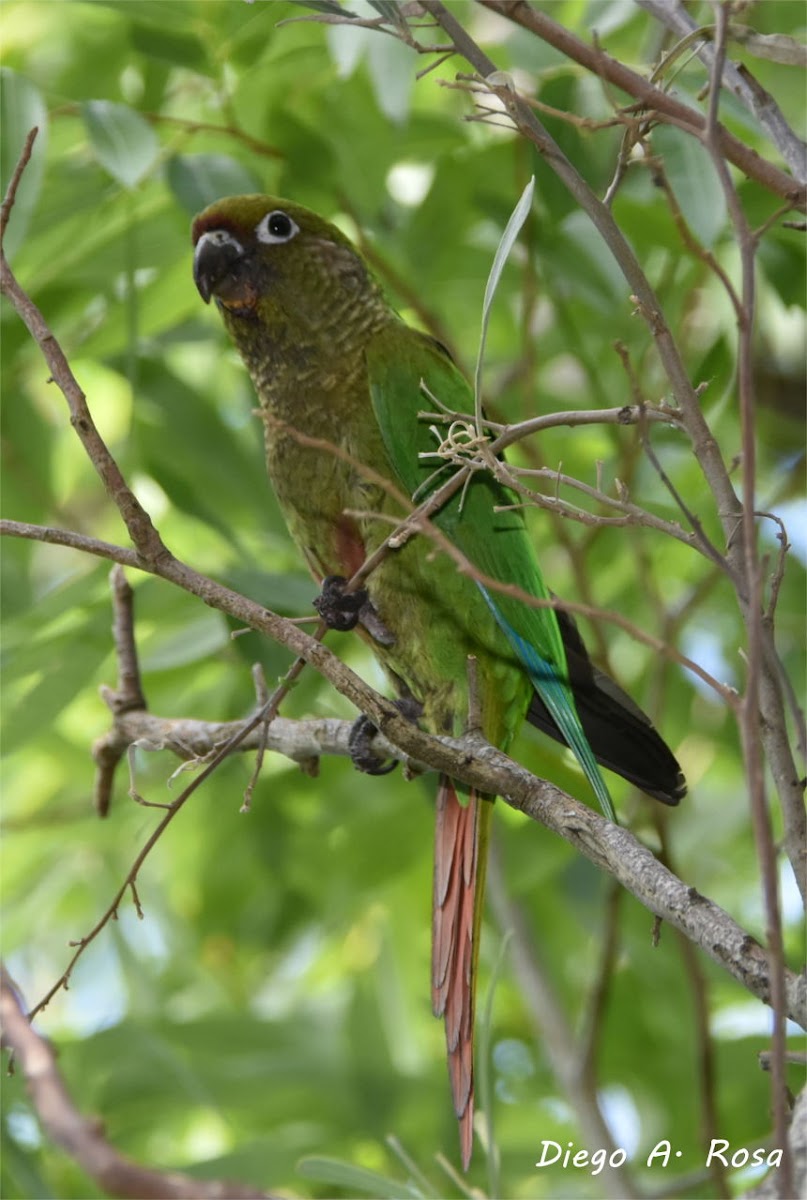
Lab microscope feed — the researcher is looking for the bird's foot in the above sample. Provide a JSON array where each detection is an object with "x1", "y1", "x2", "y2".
[
  {"x1": 313, "y1": 575, "x2": 367, "y2": 631},
  {"x1": 348, "y1": 697, "x2": 422, "y2": 776},
  {"x1": 313, "y1": 575, "x2": 396, "y2": 645},
  {"x1": 349, "y1": 715, "x2": 397, "y2": 776}
]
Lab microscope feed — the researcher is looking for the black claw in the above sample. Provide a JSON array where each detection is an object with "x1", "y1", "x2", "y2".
[
  {"x1": 349, "y1": 714, "x2": 397, "y2": 776},
  {"x1": 313, "y1": 575, "x2": 368, "y2": 632},
  {"x1": 394, "y1": 696, "x2": 423, "y2": 723},
  {"x1": 347, "y1": 697, "x2": 424, "y2": 777}
]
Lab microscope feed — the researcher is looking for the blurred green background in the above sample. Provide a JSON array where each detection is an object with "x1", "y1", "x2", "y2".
[{"x1": 1, "y1": 2, "x2": 804, "y2": 1197}]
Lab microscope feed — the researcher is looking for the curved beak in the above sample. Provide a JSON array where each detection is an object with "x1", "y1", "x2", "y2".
[{"x1": 193, "y1": 229, "x2": 245, "y2": 304}]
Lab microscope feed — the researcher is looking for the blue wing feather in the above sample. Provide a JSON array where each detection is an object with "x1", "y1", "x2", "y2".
[
  {"x1": 477, "y1": 585, "x2": 615, "y2": 821},
  {"x1": 366, "y1": 324, "x2": 615, "y2": 821}
]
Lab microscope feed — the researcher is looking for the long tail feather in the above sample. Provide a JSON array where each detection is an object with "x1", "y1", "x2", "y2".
[{"x1": 432, "y1": 776, "x2": 486, "y2": 1169}]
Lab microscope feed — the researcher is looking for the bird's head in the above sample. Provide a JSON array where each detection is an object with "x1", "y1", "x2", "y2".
[{"x1": 192, "y1": 194, "x2": 377, "y2": 325}]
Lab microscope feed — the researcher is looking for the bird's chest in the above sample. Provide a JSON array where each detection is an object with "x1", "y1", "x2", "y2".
[
  {"x1": 252, "y1": 357, "x2": 529, "y2": 745},
  {"x1": 256, "y1": 366, "x2": 390, "y2": 581}
]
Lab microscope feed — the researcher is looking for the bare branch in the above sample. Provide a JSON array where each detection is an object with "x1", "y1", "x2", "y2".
[
  {"x1": 636, "y1": 0, "x2": 807, "y2": 183},
  {"x1": 0, "y1": 966, "x2": 277, "y2": 1200},
  {"x1": 103, "y1": 706, "x2": 412, "y2": 779},
  {"x1": 475, "y1": 0, "x2": 806, "y2": 209},
  {"x1": 94, "y1": 567, "x2": 148, "y2": 816},
  {"x1": 419, "y1": 2, "x2": 749, "y2": 591},
  {"x1": 2, "y1": 91, "x2": 804, "y2": 1197},
  {"x1": 486, "y1": 847, "x2": 640, "y2": 1199},
  {"x1": 4, "y1": 513, "x2": 802, "y2": 1030},
  {"x1": 0, "y1": 127, "x2": 39, "y2": 242},
  {"x1": 0, "y1": 520, "x2": 141, "y2": 566},
  {"x1": 746, "y1": 1086, "x2": 807, "y2": 1200},
  {"x1": 703, "y1": 8, "x2": 793, "y2": 1192}
]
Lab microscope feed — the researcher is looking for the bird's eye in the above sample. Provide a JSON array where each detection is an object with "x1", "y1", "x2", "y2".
[{"x1": 255, "y1": 210, "x2": 299, "y2": 244}]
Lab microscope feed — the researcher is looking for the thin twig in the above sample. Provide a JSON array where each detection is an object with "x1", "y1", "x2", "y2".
[
  {"x1": 0, "y1": 127, "x2": 38, "y2": 241},
  {"x1": 2, "y1": 114, "x2": 805, "y2": 1157},
  {"x1": 578, "y1": 880, "x2": 622, "y2": 1080},
  {"x1": 475, "y1": 0, "x2": 805, "y2": 209},
  {"x1": 635, "y1": 0, "x2": 807, "y2": 183},
  {"x1": 650, "y1": 159, "x2": 743, "y2": 320},
  {"x1": 94, "y1": 567, "x2": 149, "y2": 816},
  {"x1": 614, "y1": 343, "x2": 729, "y2": 573},
  {"x1": 241, "y1": 664, "x2": 273, "y2": 812},
  {"x1": 703, "y1": 7, "x2": 792, "y2": 1195},
  {"x1": 0, "y1": 965, "x2": 276, "y2": 1200},
  {"x1": 3, "y1": 508, "x2": 804, "y2": 1028},
  {"x1": 486, "y1": 844, "x2": 640, "y2": 1199},
  {"x1": 28, "y1": 695, "x2": 281, "y2": 1023}
]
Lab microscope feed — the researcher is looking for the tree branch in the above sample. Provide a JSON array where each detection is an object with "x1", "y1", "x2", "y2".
[
  {"x1": 746, "y1": 1086, "x2": 807, "y2": 1200},
  {"x1": 0, "y1": 965, "x2": 278, "y2": 1200},
  {"x1": 0, "y1": 514, "x2": 735, "y2": 704},
  {"x1": 412, "y1": 5, "x2": 806, "y2": 910},
  {"x1": 487, "y1": 847, "x2": 640, "y2": 1199},
  {"x1": 636, "y1": 0, "x2": 807, "y2": 183},
  {"x1": 94, "y1": 706, "x2": 411, "y2": 794},
  {"x1": 476, "y1": 0, "x2": 806, "y2": 208},
  {"x1": 702, "y1": 8, "x2": 792, "y2": 1192},
  {"x1": 2, "y1": 99, "x2": 804, "y2": 1197},
  {"x1": 3, "y1": 512, "x2": 803, "y2": 1029},
  {"x1": 419, "y1": 0, "x2": 749, "y2": 581},
  {"x1": 1, "y1": 121, "x2": 803, "y2": 1038}
]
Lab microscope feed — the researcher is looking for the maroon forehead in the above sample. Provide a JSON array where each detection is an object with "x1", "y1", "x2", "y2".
[{"x1": 191, "y1": 211, "x2": 240, "y2": 245}]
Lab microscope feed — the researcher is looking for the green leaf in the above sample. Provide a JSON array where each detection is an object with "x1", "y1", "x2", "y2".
[
  {"x1": 653, "y1": 124, "x2": 727, "y2": 249},
  {"x1": 166, "y1": 154, "x2": 263, "y2": 216},
  {"x1": 286, "y1": 0, "x2": 358, "y2": 15},
  {"x1": 297, "y1": 1156, "x2": 425, "y2": 1198},
  {"x1": 368, "y1": 0, "x2": 407, "y2": 26},
  {"x1": 132, "y1": 358, "x2": 268, "y2": 546},
  {"x1": 138, "y1": 612, "x2": 228, "y2": 672},
  {"x1": 0, "y1": 69, "x2": 48, "y2": 260},
  {"x1": 758, "y1": 228, "x2": 806, "y2": 308},
  {"x1": 82, "y1": 100, "x2": 160, "y2": 189},
  {"x1": 130, "y1": 22, "x2": 212, "y2": 73},
  {"x1": 2, "y1": 634, "x2": 109, "y2": 755},
  {"x1": 474, "y1": 175, "x2": 535, "y2": 427}
]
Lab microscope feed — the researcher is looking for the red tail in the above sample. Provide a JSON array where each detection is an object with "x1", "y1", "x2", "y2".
[{"x1": 431, "y1": 774, "x2": 479, "y2": 1169}]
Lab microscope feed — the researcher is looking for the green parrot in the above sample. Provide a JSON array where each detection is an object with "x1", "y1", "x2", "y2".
[{"x1": 192, "y1": 195, "x2": 686, "y2": 1167}]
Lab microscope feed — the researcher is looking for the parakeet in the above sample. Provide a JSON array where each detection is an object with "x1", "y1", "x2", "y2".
[{"x1": 192, "y1": 195, "x2": 686, "y2": 1168}]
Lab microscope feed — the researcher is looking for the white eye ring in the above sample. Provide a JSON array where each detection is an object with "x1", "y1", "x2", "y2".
[{"x1": 255, "y1": 210, "x2": 299, "y2": 244}]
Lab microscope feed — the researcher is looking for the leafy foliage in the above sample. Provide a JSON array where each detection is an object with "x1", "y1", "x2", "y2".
[{"x1": 1, "y1": 2, "x2": 804, "y2": 1198}]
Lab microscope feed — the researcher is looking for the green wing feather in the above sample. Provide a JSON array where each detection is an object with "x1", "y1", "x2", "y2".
[{"x1": 366, "y1": 323, "x2": 615, "y2": 821}]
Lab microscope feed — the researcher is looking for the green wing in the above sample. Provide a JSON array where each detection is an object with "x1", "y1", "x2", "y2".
[{"x1": 366, "y1": 323, "x2": 615, "y2": 821}]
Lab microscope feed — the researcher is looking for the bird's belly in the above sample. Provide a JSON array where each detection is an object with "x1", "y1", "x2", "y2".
[
  {"x1": 364, "y1": 540, "x2": 531, "y2": 749},
  {"x1": 265, "y1": 432, "x2": 373, "y2": 580},
  {"x1": 262, "y1": 421, "x2": 530, "y2": 748}
]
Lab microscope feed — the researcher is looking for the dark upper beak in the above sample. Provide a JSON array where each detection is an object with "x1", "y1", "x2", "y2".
[{"x1": 193, "y1": 230, "x2": 245, "y2": 304}]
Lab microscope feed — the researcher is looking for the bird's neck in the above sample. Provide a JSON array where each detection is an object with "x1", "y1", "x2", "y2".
[{"x1": 225, "y1": 292, "x2": 390, "y2": 435}]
